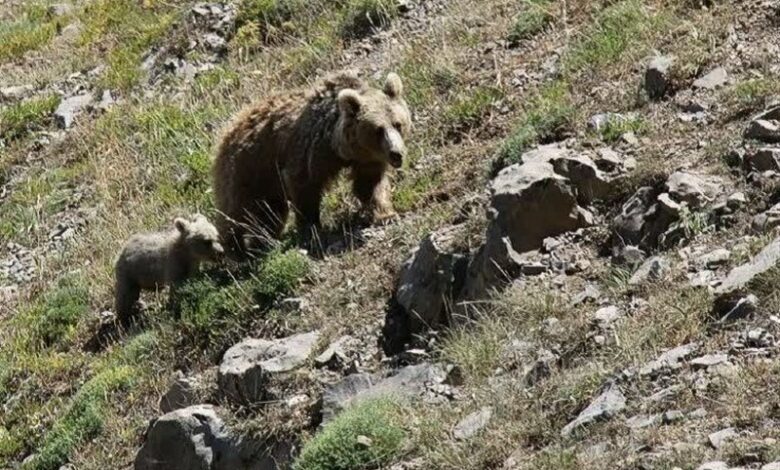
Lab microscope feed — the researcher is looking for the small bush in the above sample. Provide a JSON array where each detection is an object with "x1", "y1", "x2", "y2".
[
  {"x1": 294, "y1": 398, "x2": 406, "y2": 470},
  {"x1": 175, "y1": 249, "x2": 310, "y2": 353},
  {"x1": 722, "y1": 78, "x2": 776, "y2": 114},
  {"x1": 19, "y1": 276, "x2": 91, "y2": 349},
  {"x1": 593, "y1": 114, "x2": 646, "y2": 142},
  {"x1": 0, "y1": 95, "x2": 60, "y2": 141},
  {"x1": 508, "y1": 0, "x2": 553, "y2": 43},
  {"x1": 22, "y1": 366, "x2": 135, "y2": 470},
  {"x1": 444, "y1": 86, "x2": 504, "y2": 133},
  {"x1": 340, "y1": 0, "x2": 398, "y2": 39},
  {"x1": 497, "y1": 81, "x2": 574, "y2": 168}
]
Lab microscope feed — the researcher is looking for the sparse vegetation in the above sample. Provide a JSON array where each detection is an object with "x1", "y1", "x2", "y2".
[
  {"x1": 0, "y1": 95, "x2": 60, "y2": 141},
  {"x1": 508, "y1": 0, "x2": 554, "y2": 43},
  {"x1": 294, "y1": 398, "x2": 406, "y2": 470}
]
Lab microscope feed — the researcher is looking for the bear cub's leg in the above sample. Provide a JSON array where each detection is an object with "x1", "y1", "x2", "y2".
[{"x1": 353, "y1": 164, "x2": 397, "y2": 222}]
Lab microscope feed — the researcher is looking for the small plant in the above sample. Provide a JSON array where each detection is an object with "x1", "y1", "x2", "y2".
[
  {"x1": 0, "y1": 4, "x2": 63, "y2": 61},
  {"x1": 294, "y1": 398, "x2": 406, "y2": 470},
  {"x1": 508, "y1": 0, "x2": 553, "y2": 43},
  {"x1": 722, "y1": 78, "x2": 776, "y2": 114},
  {"x1": 237, "y1": 0, "x2": 316, "y2": 42},
  {"x1": 444, "y1": 86, "x2": 504, "y2": 133},
  {"x1": 17, "y1": 275, "x2": 90, "y2": 349},
  {"x1": 340, "y1": 0, "x2": 399, "y2": 39},
  {"x1": 0, "y1": 95, "x2": 60, "y2": 141},
  {"x1": 497, "y1": 80, "x2": 574, "y2": 168},
  {"x1": 23, "y1": 366, "x2": 135, "y2": 470},
  {"x1": 594, "y1": 114, "x2": 646, "y2": 142}
]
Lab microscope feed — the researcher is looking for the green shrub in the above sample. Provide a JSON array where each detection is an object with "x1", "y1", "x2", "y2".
[
  {"x1": 0, "y1": 95, "x2": 60, "y2": 141},
  {"x1": 20, "y1": 276, "x2": 90, "y2": 349},
  {"x1": 22, "y1": 366, "x2": 135, "y2": 470},
  {"x1": 593, "y1": 114, "x2": 646, "y2": 142},
  {"x1": 497, "y1": 81, "x2": 574, "y2": 168},
  {"x1": 340, "y1": 0, "x2": 398, "y2": 39},
  {"x1": 508, "y1": 0, "x2": 553, "y2": 43},
  {"x1": 294, "y1": 398, "x2": 406, "y2": 470},
  {"x1": 444, "y1": 86, "x2": 504, "y2": 133}
]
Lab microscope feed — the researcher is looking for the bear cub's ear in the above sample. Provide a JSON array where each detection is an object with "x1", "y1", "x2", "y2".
[
  {"x1": 384, "y1": 73, "x2": 403, "y2": 99},
  {"x1": 174, "y1": 217, "x2": 190, "y2": 234},
  {"x1": 338, "y1": 89, "x2": 362, "y2": 117}
]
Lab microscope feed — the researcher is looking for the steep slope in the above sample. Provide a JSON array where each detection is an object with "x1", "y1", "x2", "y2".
[{"x1": 2, "y1": 0, "x2": 780, "y2": 469}]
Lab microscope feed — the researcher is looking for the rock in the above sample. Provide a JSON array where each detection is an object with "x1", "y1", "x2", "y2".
[
  {"x1": 321, "y1": 363, "x2": 449, "y2": 424},
  {"x1": 521, "y1": 349, "x2": 558, "y2": 386},
  {"x1": 594, "y1": 147, "x2": 629, "y2": 172},
  {"x1": 218, "y1": 331, "x2": 320, "y2": 404},
  {"x1": 395, "y1": 225, "x2": 468, "y2": 334},
  {"x1": 715, "y1": 237, "x2": 780, "y2": 295},
  {"x1": 159, "y1": 371, "x2": 199, "y2": 413},
  {"x1": 590, "y1": 306, "x2": 622, "y2": 327},
  {"x1": 663, "y1": 410, "x2": 684, "y2": 423},
  {"x1": 746, "y1": 120, "x2": 780, "y2": 143},
  {"x1": 712, "y1": 293, "x2": 758, "y2": 323},
  {"x1": 519, "y1": 143, "x2": 611, "y2": 203},
  {"x1": 48, "y1": 3, "x2": 73, "y2": 15},
  {"x1": 665, "y1": 171, "x2": 722, "y2": 209},
  {"x1": 321, "y1": 373, "x2": 374, "y2": 424},
  {"x1": 690, "y1": 354, "x2": 729, "y2": 370},
  {"x1": 700, "y1": 248, "x2": 731, "y2": 268},
  {"x1": 639, "y1": 343, "x2": 698, "y2": 377},
  {"x1": 693, "y1": 67, "x2": 728, "y2": 90},
  {"x1": 453, "y1": 407, "x2": 493, "y2": 440},
  {"x1": 626, "y1": 413, "x2": 661, "y2": 430},
  {"x1": 697, "y1": 463, "x2": 729, "y2": 470},
  {"x1": 745, "y1": 148, "x2": 780, "y2": 172},
  {"x1": 570, "y1": 284, "x2": 601, "y2": 306},
  {"x1": 688, "y1": 269, "x2": 716, "y2": 287},
  {"x1": 0, "y1": 85, "x2": 33, "y2": 102},
  {"x1": 54, "y1": 93, "x2": 94, "y2": 129},
  {"x1": 689, "y1": 408, "x2": 707, "y2": 419},
  {"x1": 490, "y1": 162, "x2": 584, "y2": 253},
  {"x1": 762, "y1": 463, "x2": 780, "y2": 470},
  {"x1": 589, "y1": 112, "x2": 623, "y2": 131},
  {"x1": 134, "y1": 405, "x2": 290, "y2": 470},
  {"x1": 315, "y1": 335, "x2": 357, "y2": 368},
  {"x1": 629, "y1": 256, "x2": 669, "y2": 285},
  {"x1": 462, "y1": 159, "x2": 591, "y2": 300},
  {"x1": 560, "y1": 385, "x2": 626, "y2": 437},
  {"x1": 645, "y1": 55, "x2": 674, "y2": 100},
  {"x1": 134, "y1": 405, "x2": 236, "y2": 470},
  {"x1": 751, "y1": 203, "x2": 780, "y2": 233},
  {"x1": 613, "y1": 245, "x2": 647, "y2": 267},
  {"x1": 708, "y1": 427, "x2": 738, "y2": 449}
]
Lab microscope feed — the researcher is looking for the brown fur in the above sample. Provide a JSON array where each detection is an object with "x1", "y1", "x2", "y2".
[
  {"x1": 212, "y1": 71, "x2": 411, "y2": 252},
  {"x1": 114, "y1": 214, "x2": 224, "y2": 326}
]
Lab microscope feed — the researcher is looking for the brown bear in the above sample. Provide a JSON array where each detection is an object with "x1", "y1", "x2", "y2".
[
  {"x1": 212, "y1": 71, "x2": 411, "y2": 253},
  {"x1": 114, "y1": 214, "x2": 224, "y2": 327}
]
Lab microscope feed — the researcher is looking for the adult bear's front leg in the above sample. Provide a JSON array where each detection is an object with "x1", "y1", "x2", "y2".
[
  {"x1": 353, "y1": 163, "x2": 397, "y2": 222},
  {"x1": 293, "y1": 186, "x2": 324, "y2": 251}
]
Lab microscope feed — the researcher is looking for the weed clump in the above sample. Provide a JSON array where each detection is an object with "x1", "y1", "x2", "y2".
[{"x1": 294, "y1": 398, "x2": 406, "y2": 470}]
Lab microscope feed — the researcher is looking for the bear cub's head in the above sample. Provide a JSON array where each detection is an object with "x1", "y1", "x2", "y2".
[
  {"x1": 337, "y1": 72, "x2": 412, "y2": 169},
  {"x1": 174, "y1": 214, "x2": 225, "y2": 262}
]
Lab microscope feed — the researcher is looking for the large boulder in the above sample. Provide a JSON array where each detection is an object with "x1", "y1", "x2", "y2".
[
  {"x1": 134, "y1": 405, "x2": 238, "y2": 470},
  {"x1": 664, "y1": 171, "x2": 721, "y2": 209},
  {"x1": 518, "y1": 144, "x2": 612, "y2": 203},
  {"x1": 395, "y1": 225, "x2": 469, "y2": 335},
  {"x1": 135, "y1": 405, "x2": 291, "y2": 470},
  {"x1": 218, "y1": 331, "x2": 320, "y2": 404}
]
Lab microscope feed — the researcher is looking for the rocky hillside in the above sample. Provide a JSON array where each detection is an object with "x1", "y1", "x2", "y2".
[{"x1": 3, "y1": 0, "x2": 780, "y2": 468}]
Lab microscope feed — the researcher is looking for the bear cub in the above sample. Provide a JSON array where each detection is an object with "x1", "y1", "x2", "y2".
[{"x1": 114, "y1": 214, "x2": 224, "y2": 327}]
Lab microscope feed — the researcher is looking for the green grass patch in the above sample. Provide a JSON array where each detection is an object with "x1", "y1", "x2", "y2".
[
  {"x1": 79, "y1": 0, "x2": 177, "y2": 91},
  {"x1": 397, "y1": 53, "x2": 458, "y2": 109},
  {"x1": 294, "y1": 398, "x2": 406, "y2": 470},
  {"x1": 27, "y1": 276, "x2": 90, "y2": 349},
  {"x1": 563, "y1": 0, "x2": 667, "y2": 74},
  {"x1": 497, "y1": 81, "x2": 574, "y2": 168},
  {"x1": 0, "y1": 4, "x2": 65, "y2": 61},
  {"x1": 444, "y1": 86, "x2": 504, "y2": 133},
  {"x1": 508, "y1": 0, "x2": 554, "y2": 43},
  {"x1": 592, "y1": 114, "x2": 646, "y2": 142},
  {"x1": 721, "y1": 78, "x2": 777, "y2": 114},
  {"x1": 175, "y1": 249, "x2": 310, "y2": 355},
  {"x1": 0, "y1": 95, "x2": 60, "y2": 141},
  {"x1": 21, "y1": 366, "x2": 135, "y2": 470},
  {"x1": 393, "y1": 170, "x2": 442, "y2": 213}
]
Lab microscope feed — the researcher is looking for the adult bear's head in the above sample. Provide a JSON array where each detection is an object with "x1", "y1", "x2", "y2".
[{"x1": 337, "y1": 73, "x2": 412, "y2": 169}]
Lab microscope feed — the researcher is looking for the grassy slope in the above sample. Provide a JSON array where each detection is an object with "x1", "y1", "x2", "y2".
[{"x1": 1, "y1": 0, "x2": 779, "y2": 469}]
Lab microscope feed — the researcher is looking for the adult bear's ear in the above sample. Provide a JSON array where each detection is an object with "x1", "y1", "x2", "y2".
[
  {"x1": 174, "y1": 218, "x2": 190, "y2": 234},
  {"x1": 384, "y1": 73, "x2": 403, "y2": 99},
  {"x1": 338, "y1": 89, "x2": 362, "y2": 117}
]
